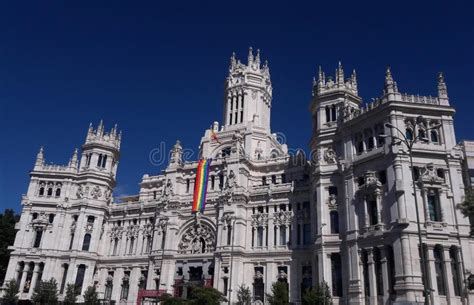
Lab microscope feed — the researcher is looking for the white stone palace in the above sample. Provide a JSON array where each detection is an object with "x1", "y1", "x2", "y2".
[{"x1": 3, "y1": 48, "x2": 474, "y2": 305}]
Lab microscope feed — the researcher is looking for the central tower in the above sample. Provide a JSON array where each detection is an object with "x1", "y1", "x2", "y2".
[{"x1": 223, "y1": 47, "x2": 272, "y2": 131}]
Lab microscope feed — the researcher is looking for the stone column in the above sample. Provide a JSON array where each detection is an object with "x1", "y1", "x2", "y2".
[
  {"x1": 426, "y1": 246, "x2": 437, "y2": 304},
  {"x1": 18, "y1": 263, "x2": 30, "y2": 294},
  {"x1": 27, "y1": 263, "x2": 41, "y2": 298},
  {"x1": 367, "y1": 249, "x2": 377, "y2": 305},
  {"x1": 443, "y1": 248, "x2": 456, "y2": 300},
  {"x1": 380, "y1": 247, "x2": 390, "y2": 304}
]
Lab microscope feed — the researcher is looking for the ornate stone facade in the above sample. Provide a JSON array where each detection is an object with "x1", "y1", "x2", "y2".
[{"x1": 2, "y1": 49, "x2": 473, "y2": 305}]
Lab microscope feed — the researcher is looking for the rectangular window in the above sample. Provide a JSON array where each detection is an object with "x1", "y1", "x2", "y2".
[
  {"x1": 186, "y1": 179, "x2": 190, "y2": 193},
  {"x1": 434, "y1": 247, "x2": 447, "y2": 295},
  {"x1": 240, "y1": 111, "x2": 243, "y2": 123},
  {"x1": 303, "y1": 224, "x2": 311, "y2": 245},
  {"x1": 262, "y1": 176, "x2": 267, "y2": 186},
  {"x1": 279, "y1": 226, "x2": 287, "y2": 245},
  {"x1": 211, "y1": 175, "x2": 215, "y2": 190},
  {"x1": 33, "y1": 230, "x2": 43, "y2": 248},
  {"x1": 75, "y1": 265, "x2": 86, "y2": 292},
  {"x1": 427, "y1": 189, "x2": 442, "y2": 222},
  {"x1": 229, "y1": 113, "x2": 232, "y2": 125},
  {"x1": 331, "y1": 253, "x2": 343, "y2": 296},
  {"x1": 60, "y1": 264, "x2": 69, "y2": 294},
  {"x1": 281, "y1": 174, "x2": 287, "y2": 183},
  {"x1": 368, "y1": 200, "x2": 378, "y2": 225},
  {"x1": 257, "y1": 227, "x2": 263, "y2": 247}
]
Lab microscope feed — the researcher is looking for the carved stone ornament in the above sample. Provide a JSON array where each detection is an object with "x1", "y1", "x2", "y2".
[
  {"x1": 273, "y1": 211, "x2": 293, "y2": 226},
  {"x1": 156, "y1": 218, "x2": 168, "y2": 235},
  {"x1": 251, "y1": 213, "x2": 269, "y2": 227},
  {"x1": 162, "y1": 179, "x2": 174, "y2": 198},
  {"x1": 85, "y1": 222, "x2": 94, "y2": 234},
  {"x1": 76, "y1": 185, "x2": 84, "y2": 199},
  {"x1": 106, "y1": 274, "x2": 114, "y2": 283},
  {"x1": 420, "y1": 163, "x2": 444, "y2": 184},
  {"x1": 126, "y1": 225, "x2": 140, "y2": 239},
  {"x1": 177, "y1": 223, "x2": 216, "y2": 254},
  {"x1": 323, "y1": 147, "x2": 337, "y2": 164},
  {"x1": 31, "y1": 212, "x2": 49, "y2": 229},
  {"x1": 142, "y1": 223, "x2": 153, "y2": 237},
  {"x1": 91, "y1": 186, "x2": 102, "y2": 199},
  {"x1": 254, "y1": 270, "x2": 264, "y2": 280},
  {"x1": 110, "y1": 226, "x2": 124, "y2": 240},
  {"x1": 278, "y1": 270, "x2": 288, "y2": 280},
  {"x1": 221, "y1": 213, "x2": 235, "y2": 228}
]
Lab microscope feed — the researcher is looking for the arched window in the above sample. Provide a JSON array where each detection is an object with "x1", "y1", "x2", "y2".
[
  {"x1": 361, "y1": 250, "x2": 370, "y2": 296},
  {"x1": 450, "y1": 247, "x2": 462, "y2": 296},
  {"x1": 325, "y1": 106, "x2": 330, "y2": 123},
  {"x1": 434, "y1": 246, "x2": 447, "y2": 295},
  {"x1": 82, "y1": 234, "x2": 91, "y2": 251},
  {"x1": 229, "y1": 113, "x2": 233, "y2": 125},
  {"x1": 330, "y1": 211, "x2": 339, "y2": 234},
  {"x1": 430, "y1": 130, "x2": 439, "y2": 143},
  {"x1": 271, "y1": 175, "x2": 277, "y2": 184},
  {"x1": 47, "y1": 188, "x2": 53, "y2": 196},
  {"x1": 97, "y1": 154, "x2": 103, "y2": 167},
  {"x1": 405, "y1": 128, "x2": 413, "y2": 140},
  {"x1": 75, "y1": 264, "x2": 86, "y2": 292},
  {"x1": 55, "y1": 188, "x2": 61, "y2": 197},
  {"x1": 39, "y1": 187, "x2": 45, "y2": 196},
  {"x1": 331, "y1": 105, "x2": 337, "y2": 122},
  {"x1": 101, "y1": 155, "x2": 107, "y2": 168},
  {"x1": 186, "y1": 179, "x2": 190, "y2": 193}
]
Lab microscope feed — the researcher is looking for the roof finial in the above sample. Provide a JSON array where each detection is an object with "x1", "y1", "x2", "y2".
[
  {"x1": 337, "y1": 61, "x2": 344, "y2": 87},
  {"x1": 69, "y1": 148, "x2": 79, "y2": 169},
  {"x1": 384, "y1": 66, "x2": 397, "y2": 94},
  {"x1": 255, "y1": 49, "x2": 260, "y2": 66},
  {"x1": 437, "y1": 72, "x2": 449, "y2": 102},
  {"x1": 230, "y1": 52, "x2": 236, "y2": 70},
  {"x1": 248, "y1": 46, "x2": 254, "y2": 65},
  {"x1": 97, "y1": 120, "x2": 104, "y2": 136},
  {"x1": 351, "y1": 69, "x2": 358, "y2": 93},
  {"x1": 35, "y1": 146, "x2": 44, "y2": 168}
]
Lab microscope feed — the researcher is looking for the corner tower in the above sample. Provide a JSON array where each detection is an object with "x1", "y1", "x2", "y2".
[
  {"x1": 224, "y1": 47, "x2": 272, "y2": 131},
  {"x1": 79, "y1": 121, "x2": 121, "y2": 186},
  {"x1": 309, "y1": 62, "x2": 361, "y2": 150}
]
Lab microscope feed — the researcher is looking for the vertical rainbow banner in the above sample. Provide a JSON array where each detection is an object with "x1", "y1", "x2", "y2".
[{"x1": 192, "y1": 159, "x2": 211, "y2": 213}]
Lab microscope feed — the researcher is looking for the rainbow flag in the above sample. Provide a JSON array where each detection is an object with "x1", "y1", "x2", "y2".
[{"x1": 192, "y1": 159, "x2": 211, "y2": 213}]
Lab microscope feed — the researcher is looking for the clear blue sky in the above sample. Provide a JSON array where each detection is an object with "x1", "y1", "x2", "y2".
[{"x1": 1, "y1": 1, "x2": 473, "y2": 212}]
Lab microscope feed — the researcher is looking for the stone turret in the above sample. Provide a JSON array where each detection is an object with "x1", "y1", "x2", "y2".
[{"x1": 224, "y1": 47, "x2": 272, "y2": 131}]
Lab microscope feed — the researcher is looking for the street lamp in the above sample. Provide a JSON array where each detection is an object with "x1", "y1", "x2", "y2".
[{"x1": 380, "y1": 116, "x2": 441, "y2": 305}]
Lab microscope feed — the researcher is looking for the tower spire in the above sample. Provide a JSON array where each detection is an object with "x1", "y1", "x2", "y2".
[
  {"x1": 437, "y1": 72, "x2": 449, "y2": 105},
  {"x1": 248, "y1": 46, "x2": 254, "y2": 65},
  {"x1": 97, "y1": 120, "x2": 104, "y2": 136},
  {"x1": 351, "y1": 69, "x2": 358, "y2": 94},
  {"x1": 337, "y1": 61, "x2": 344, "y2": 87},
  {"x1": 255, "y1": 49, "x2": 261, "y2": 66},
  {"x1": 35, "y1": 146, "x2": 44, "y2": 169},
  {"x1": 230, "y1": 52, "x2": 236, "y2": 70},
  {"x1": 384, "y1": 66, "x2": 396, "y2": 94},
  {"x1": 68, "y1": 148, "x2": 79, "y2": 169}
]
